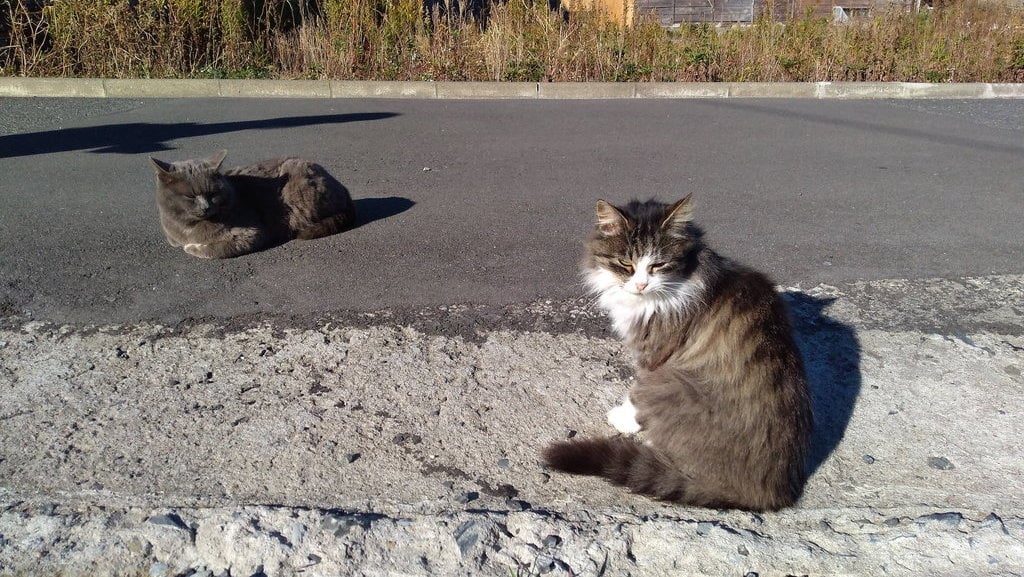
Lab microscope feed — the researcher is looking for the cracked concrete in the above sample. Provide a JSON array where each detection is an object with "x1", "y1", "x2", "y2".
[
  {"x1": 2, "y1": 502, "x2": 1022, "y2": 576},
  {"x1": 1, "y1": 275, "x2": 1023, "y2": 576}
]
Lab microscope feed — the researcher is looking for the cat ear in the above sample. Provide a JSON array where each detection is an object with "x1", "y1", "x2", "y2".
[
  {"x1": 150, "y1": 156, "x2": 173, "y2": 174},
  {"x1": 150, "y1": 157, "x2": 180, "y2": 184},
  {"x1": 206, "y1": 150, "x2": 228, "y2": 172},
  {"x1": 595, "y1": 200, "x2": 629, "y2": 236},
  {"x1": 661, "y1": 195, "x2": 694, "y2": 231}
]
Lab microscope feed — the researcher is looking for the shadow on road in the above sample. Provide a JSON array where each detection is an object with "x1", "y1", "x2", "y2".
[
  {"x1": 145, "y1": 195, "x2": 416, "y2": 261},
  {"x1": 705, "y1": 100, "x2": 1024, "y2": 157},
  {"x1": 784, "y1": 292, "x2": 863, "y2": 478},
  {"x1": 352, "y1": 196, "x2": 416, "y2": 229},
  {"x1": 0, "y1": 112, "x2": 399, "y2": 158}
]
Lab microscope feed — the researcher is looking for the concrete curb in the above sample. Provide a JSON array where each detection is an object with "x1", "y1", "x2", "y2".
[
  {"x1": 1, "y1": 77, "x2": 1023, "y2": 99},
  {"x1": 1, "y1": 275, "x2": 1023, "y2": 575}
]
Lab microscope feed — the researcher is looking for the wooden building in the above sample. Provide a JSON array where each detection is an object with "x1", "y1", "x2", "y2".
[{"x1": 565, "y1": 0, "x2": 913, "y2": 25}]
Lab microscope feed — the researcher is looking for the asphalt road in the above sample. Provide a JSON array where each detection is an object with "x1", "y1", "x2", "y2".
[
  {"x1": 2, "y1": 95, "x2": 1024, "y2": 575},
  {"x1": 1, "y1": 97, "x2": 1022, "y2": 325}
]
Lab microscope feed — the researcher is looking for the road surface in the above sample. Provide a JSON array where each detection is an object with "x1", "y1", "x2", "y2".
[{"x1": 1, "y1": 96, "x2": 1023, "y2": 576}]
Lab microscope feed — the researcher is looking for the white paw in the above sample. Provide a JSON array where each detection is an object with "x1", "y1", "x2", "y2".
[
  {"x1": 184, "y1": 243, "x2": 210, "y2": 258},
  {"x1": 607, "y1": 398, "x2": 641, "y2": 434}
]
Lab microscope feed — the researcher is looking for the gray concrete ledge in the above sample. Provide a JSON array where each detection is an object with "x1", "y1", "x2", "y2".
[
  {"x1": 538, "y1": 82, "x2": 635, "y2": 99},
  {"x1": 1, "y1": 77, "x2": 1022, "y2": 99},
  {"x1": 435, "y1": 81, "x2": 537, "y2": 99}
]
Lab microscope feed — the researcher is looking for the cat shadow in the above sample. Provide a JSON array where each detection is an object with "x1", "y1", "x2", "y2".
[
  {"x1": 0, "y1": 112, "x2": 399, "y2": 158},
  {"x1": 223, "y1": 195, "x2": 416, "y2": 256},
  {"x1": 783, "y1": 292, "x2": 863, "y2": 477},
  {"x1": 236, "y1": 195, "x2": 416, "y2": 256},
  {"x1": 351, "y1": 196, "x2": 416, "y2": 229}
]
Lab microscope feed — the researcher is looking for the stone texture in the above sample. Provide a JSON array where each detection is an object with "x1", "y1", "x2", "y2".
[
  {"x1": 1, "y1": 275, "x2": 1023, "y2": 574},
  {"x1": 1, "y1": 502, "x2": 1021, "y2": 576}
]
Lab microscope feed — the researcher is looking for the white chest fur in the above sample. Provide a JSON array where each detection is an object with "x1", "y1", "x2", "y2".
[{"x1": 586, "y1": 267, "x2": 705, "y2": 339}]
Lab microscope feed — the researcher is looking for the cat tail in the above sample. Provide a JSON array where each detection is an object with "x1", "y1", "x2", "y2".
[
  {"x1": 295, "y1": 211, "x2": 356, "y2": 240},
  {"x1": 543, "y1": 437, "x2": 694, "y2": 502}
]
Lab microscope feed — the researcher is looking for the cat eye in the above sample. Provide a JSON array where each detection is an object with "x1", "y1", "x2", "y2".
[
  {"x1": 650, "y1": 262, "x2": 670, "y2": 272},
  {"x1": 616, "y1": 258, "x2": 634, "y2": 271}
]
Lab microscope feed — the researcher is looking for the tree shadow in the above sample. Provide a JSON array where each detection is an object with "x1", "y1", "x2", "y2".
[
  {"x1": 783, "y1": 292, "x2": 863, "y2": 477},
  {"x1": 0, "y1": 112, "x2": 399, "y2": 158},
  {"x1": 351, "y1": 196, "x2": 416, "y2": 229}
]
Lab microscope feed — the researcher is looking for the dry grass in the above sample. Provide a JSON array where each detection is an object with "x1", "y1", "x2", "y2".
[{"x1": 2, "y1": 0, "x2": 1023, "y2": 82}]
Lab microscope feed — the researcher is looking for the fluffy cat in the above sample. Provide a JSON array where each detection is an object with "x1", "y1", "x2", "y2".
[
  {"x1": 150, "y1": 150, "x2": 356, "y2": 259},
  {"x1": 543, "y1": 197, "x2": 813, "y2": 511}
]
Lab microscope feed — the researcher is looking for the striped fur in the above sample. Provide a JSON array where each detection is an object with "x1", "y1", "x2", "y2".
[{"x1": 543, "y1": 197, "x2": 813, "y2": 511}]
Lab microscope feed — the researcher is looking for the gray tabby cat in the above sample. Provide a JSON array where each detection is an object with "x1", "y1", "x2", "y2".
[
  {"x1": 543, "y1": 196, "x2": 813, "y2": 511},
  {"x1": 150, "y1": 150, "x2": 356, "y2": 258}
]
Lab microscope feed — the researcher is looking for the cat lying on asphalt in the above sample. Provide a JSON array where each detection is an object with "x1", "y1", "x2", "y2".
[{"x1": 150, "y1": 150, "x2": 356, "y2": 258}]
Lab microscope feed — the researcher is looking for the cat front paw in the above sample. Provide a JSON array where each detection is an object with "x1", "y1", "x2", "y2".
[
  {"x1": 184, "y1": 243, "x2": 212, "y2": 258},
  {"x1": 607, "y1": 399, "x2": 641, "y2": 434}
]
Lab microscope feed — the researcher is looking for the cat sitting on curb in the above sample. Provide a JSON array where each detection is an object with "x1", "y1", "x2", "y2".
[
  {"x1": 150, "y1": 150, "x2": 356, "y2": 259},
  {"x1": 543, "y1": 196, "x2": 813, "y2": 512}
]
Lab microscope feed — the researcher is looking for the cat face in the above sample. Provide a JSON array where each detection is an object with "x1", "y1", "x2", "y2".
[
  {"x1": 584, "y1": 197, "x2": 705, "y2": 332},
  {"x1": 151, "y1": 151, "x2": 237, "y2": 219}
]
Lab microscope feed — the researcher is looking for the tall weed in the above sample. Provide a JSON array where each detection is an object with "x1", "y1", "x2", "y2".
[{"x1": 2, "y1": 0, "x2": 1022, "y2": 81}]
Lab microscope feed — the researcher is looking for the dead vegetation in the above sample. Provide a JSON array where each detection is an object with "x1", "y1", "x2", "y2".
[{"x1": 2, "y1": 0, "x2": 1022, "y2": 82}]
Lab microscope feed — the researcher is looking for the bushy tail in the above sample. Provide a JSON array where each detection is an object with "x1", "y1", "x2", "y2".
[
  {"x1": 296, "y1": 211, "x2": 356, "y2": 240},
  {"x1": 543, "y1": 437, "x2": 694, "y2": 502}
]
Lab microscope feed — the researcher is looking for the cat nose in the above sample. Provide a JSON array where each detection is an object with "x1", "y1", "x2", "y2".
[{"x1": 635, "y1": 281, "x2": 648, "y2": 292}]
